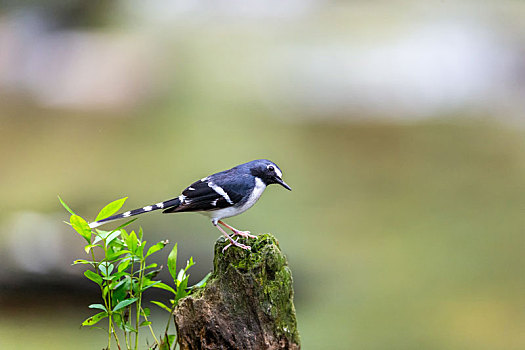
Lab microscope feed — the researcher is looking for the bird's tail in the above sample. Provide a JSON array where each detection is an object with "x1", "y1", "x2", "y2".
[{"x1": 88, "y1": 197, "x2": 181, "y2": 229}]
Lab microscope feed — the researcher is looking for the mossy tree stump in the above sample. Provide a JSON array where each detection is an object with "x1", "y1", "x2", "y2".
[{"x1": 174, "y1": 234, "x2": 301, "y2": 349}]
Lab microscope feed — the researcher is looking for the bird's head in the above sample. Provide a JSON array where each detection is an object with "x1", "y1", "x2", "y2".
[{"x1": 249, "y1": 159, "x2": 292, "y2": 191}]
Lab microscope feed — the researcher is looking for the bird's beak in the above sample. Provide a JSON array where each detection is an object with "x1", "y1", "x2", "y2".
[{"x1": 275, "y1": 176, "x2": 292, "y2": 191}]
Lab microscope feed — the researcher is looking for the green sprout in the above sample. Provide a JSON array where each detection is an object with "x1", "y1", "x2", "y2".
[{"x1": 59, "y1": 196, "x2": 210, "y2": 350}]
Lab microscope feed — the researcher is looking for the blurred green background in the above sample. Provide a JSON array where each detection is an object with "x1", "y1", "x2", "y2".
[{"x1": 1, "y1": 0, "x2": 525, "y2": 349}]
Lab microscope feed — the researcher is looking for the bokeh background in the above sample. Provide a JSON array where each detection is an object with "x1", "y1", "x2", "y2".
[{"x1": 1, "y1": 0, "x2": 525, "y2": 349}]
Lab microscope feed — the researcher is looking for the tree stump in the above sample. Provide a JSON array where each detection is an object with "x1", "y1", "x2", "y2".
[{"x1": 174, "y1": 234, "x2": 301, "y2": 350}]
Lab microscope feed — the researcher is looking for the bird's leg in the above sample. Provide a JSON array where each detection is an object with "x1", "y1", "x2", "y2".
[
  {"x1": 213, "y1": 223, "x2": 251, "y2": 252},
  {"x1": 218, "y1": 220, "x2": 257, "y2": 239}
]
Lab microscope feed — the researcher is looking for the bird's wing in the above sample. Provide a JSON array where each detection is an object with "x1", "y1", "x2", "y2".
[{"x1": 162, "y1": 177, "x2": 247, "y2": 213}]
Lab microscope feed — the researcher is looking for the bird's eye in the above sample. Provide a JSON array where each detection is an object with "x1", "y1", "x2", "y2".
[{"x1": 267, "y1": 165, "x2": 275, "y2": 172}]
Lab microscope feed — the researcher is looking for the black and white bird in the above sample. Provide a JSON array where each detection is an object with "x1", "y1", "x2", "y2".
[{"x1": 88, "y1": 159, "x2": 291, "y2": 251}]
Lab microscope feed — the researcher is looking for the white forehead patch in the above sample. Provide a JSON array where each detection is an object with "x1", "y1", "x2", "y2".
[{"x1": 268, "y1": 163, "x2": 282, "y2": 178}]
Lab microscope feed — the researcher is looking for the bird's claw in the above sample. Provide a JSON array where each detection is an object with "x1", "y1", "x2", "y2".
[
  {"x1": 232, "y1": 230, "x2": 257, "y2": 239},
  {"x1": 222, "y1": 238, "x2": 251, "y2": 253}
]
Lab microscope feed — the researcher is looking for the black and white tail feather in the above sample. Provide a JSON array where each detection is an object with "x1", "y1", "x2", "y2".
[
  {"x1": 88, "y1": 198, "x2": 180, "y2": 228},
  {"x1": 87, "y1": 159, "x2": 292, "y2": 251}
]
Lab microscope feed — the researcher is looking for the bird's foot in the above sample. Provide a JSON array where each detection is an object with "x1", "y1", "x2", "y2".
[
  {"x1": 222, "y1": 238, "x2": 251, "y2": 253},
  {"x1": 218, "y1": 220, "x2": 257, "y2": 239},
  {"x1": 232, "y1": 229, "x2": 257, "y2": 239}
]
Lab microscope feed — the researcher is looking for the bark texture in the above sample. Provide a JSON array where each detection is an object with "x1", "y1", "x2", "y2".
[{"x1": 174, "y1": 234, "x2": 300, "y2": 350}]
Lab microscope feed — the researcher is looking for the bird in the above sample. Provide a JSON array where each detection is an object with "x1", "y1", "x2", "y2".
[{"x1": 88, "y1": 159, "x2": 291, "y2": 251}]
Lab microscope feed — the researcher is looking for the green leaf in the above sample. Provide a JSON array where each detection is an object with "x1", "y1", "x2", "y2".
[
  {"x1": 151, "y1": 282, "x2": 176, "y2": 295},
  {"x1": 92, "y1": 230, "x2": 108, "y2": 244},
  {"x1": 111, "y1": 271, "x2": 128, "y2": 280},
  {"x1": 144, "y1": 267, "x2": 162, "y2": 280},
  {"x1": 126, "y1": 231, "x2": 138, "y2": 255},
  {"x1": 167, "y1": 334, "x2": 176, "y2": 346},
  {"x1": 116, "y1": 218, "x2": 137, "y2": 230},
  {"x1": 159, "y1": 334, "x2": 176, "y2": 350},
  {"x1": 176, "y1": 268, "x2": 185, "y2": 284},
  {"x1": 111, "y1": 278, "x2": 127, "y2": 291},
  {"x1": 84, "y1": 244, "x2": 102, "y2": 254},
  {"x1": 106, "y1": 246, "x2": 127, "y2": 262},
  {"x1": 107, "y1": 249, "x2": 131, "y2": 262},
  {"x1": 113, "y1": 297, "x2": 138, "y2": 312},
  {"x1": 113, "y1": 277, "x2": 131, "y2": 302},
  {"x1": 95, "y1": 197, "x2": 128, "y2": 221},
  {"x1": 81, "y1": 311, "x2": 108, "y2": 326},
  {"x1": 192, "y1": 272, "x2": 212, "y2": 289},
  {"x1": 146, "y1": 240, "x2": 168, "y2": 257},
  {"x1": 70, "y1": 215, "x2": 91, "y2": 243},
  {"x1": 138, "y1": 240, "x2": 146, "y2": 259},
  {"x1": 72, "y1": 259, "x2": 94, "y2": 265},
  {"x1": 117, "y1": 259, "x2": 131, "y2": 273},
  {"x1": 88, "y1": 304, "x2": 107, "y2": 312},
  {"x1": 84, "y1": 270, "x2": 103, "y2": 286},
  {"x1": 175, "y1": 277, "x2": 189, "y2": 301},
  {"x1": 150, "y1": 300, "x2": 172, "y2": 313},
  {"x1": 167, "y1": 243, "x2": 177, "y2": 282},
  {"x1": 185, "y1": 256, "x2": 195, "y2": 272},
  {"x1": 120, "y1": 229, "x2": 129, "y2": 242},
  {"x1": 124, "y1": 324, "x2": 137, "y2": 333},
  {"x1": 141, "y1": 280, "x2": 161, "y2": 292},
  {"x1": 106, "y1": 230, "x2": 121, "y2": 246},
  {"x1": 141, "y1": 307, "x2": 150, "y2": 317},
  {"x1": 58, "y1": 195, "x2": 76, "y2": 215},
  {"x1": 112, "y1": 312, "x2": 134, "y2": 333},
  {"x1": 139, "y1": 321, "x2": 151, "y2": 327},
  {"x1": 98, "y1": 263, "x2": 114, "y2": 277},
  {"x1": 113, "y1": 313, "x2": 123, "y2": 329}
]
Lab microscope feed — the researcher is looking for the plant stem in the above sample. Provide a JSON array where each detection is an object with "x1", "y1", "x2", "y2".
[
  {"x1": 139, "y1": 306, "x2": 159, "y2": 345},
  {"x1": 164, "y1": 300, "x2": 178, "y2": 349},
  {"x1": 91, "y1": 249, "x2": 112, "y2": 349},
  {"x1": 108, "y1": 314, "x2": 123, "y2": 350},
  {"x1": 112, "y1": 320, "x2": 122, "y2": 350},
  {"x1": 128, "y1": 262, "x2": 135, "y2": 348},
  {"x1": 135, "y1": 259, "x2": 145, "y2": 350},
  {"x1": 108, "y1": 323, "x2": 112, "y2": 350},
  {"x1": 123, "y1": 318, "x2": 131, "y2": 350}
]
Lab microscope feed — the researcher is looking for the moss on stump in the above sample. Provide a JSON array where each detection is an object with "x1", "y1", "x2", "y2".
[{"x1": 174, "y1": 234, "x2": 301, "y2": 350}]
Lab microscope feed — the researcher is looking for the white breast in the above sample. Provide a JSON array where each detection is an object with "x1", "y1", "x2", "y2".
[{"x1": 208, "y1": 177, "x2": 267, "y2": 222}]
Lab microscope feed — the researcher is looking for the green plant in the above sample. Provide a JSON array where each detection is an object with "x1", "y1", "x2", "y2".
[{"x1": 59, "y1": 196, "x2": 210, "y2": 350}]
